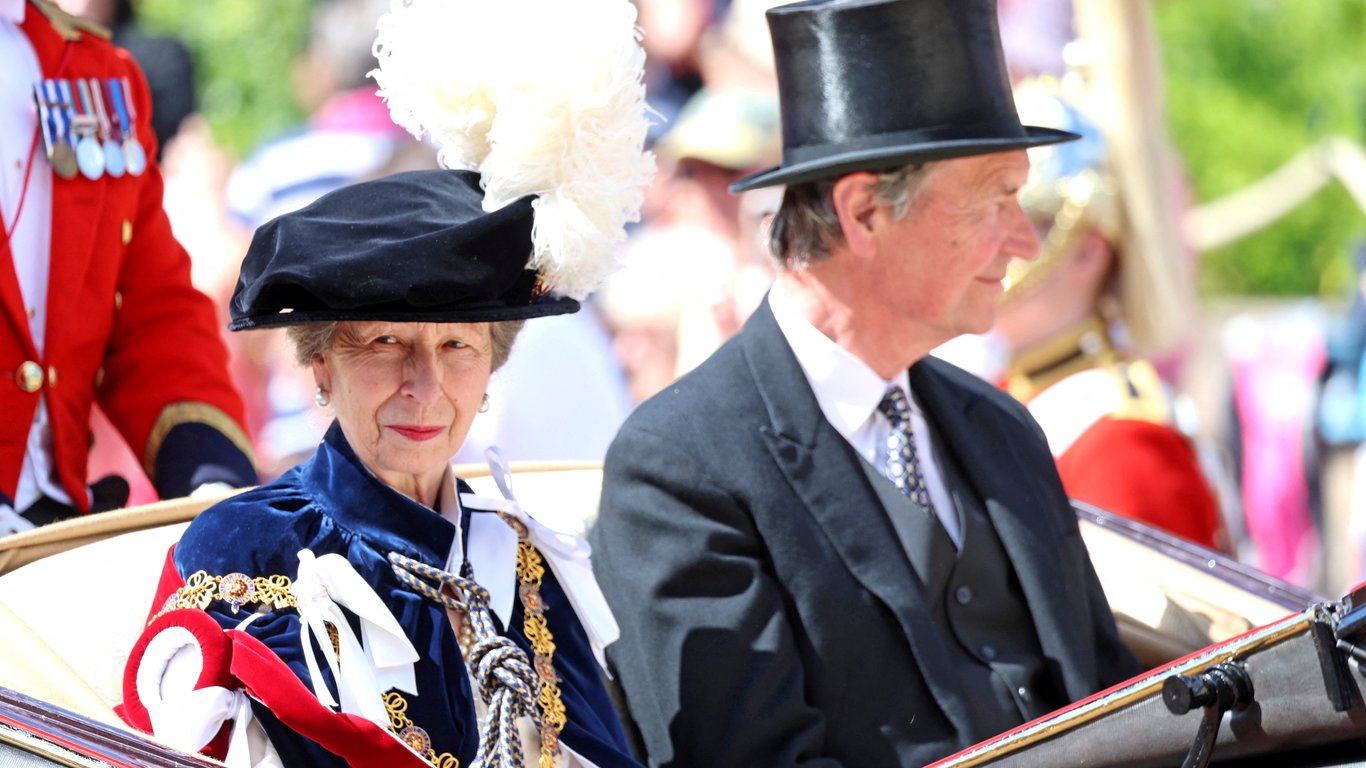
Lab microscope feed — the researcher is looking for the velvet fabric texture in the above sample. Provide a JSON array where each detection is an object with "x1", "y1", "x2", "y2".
[
  {"x1": 170, "y1": 423, "x2": 637, "y2": 767},
  {"x1": 229, "y1": 170, "x2": 579, "y2": 330}
]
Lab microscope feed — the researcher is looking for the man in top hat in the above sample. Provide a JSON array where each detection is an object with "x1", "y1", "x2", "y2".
[
  {"x1": 589, "y1": 0, "x2": 1142, "y2": 765},
  {"x1": 0, "y1": 0, "x2": 255, "y2": 532}
]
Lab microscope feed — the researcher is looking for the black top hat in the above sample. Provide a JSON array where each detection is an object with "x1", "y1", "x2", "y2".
[
  {"x1": 730, "y1": 0, "x2": 1077, "y2": 192},
  {"x1": 229, "y1": 170, "x2": 579, "y2": 331}
]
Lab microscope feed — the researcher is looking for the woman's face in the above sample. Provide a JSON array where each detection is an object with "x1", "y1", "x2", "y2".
[{"x1": 313, "y1": 321, "x2": 493, "y2": 499}]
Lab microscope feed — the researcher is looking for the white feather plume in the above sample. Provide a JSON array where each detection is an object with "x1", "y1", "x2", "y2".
[{"x1": 371, "y1": 0, "x2": 655, "y2": 300}]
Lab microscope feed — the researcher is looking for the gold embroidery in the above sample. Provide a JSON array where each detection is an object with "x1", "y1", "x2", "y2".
[
  {"x1": 384, "y1": 690, "x2": 460, "y2": 768},
  {"x1": 154, "y1": 570, "x2": 296, "y2": 621},
  {"x1": 159, "y1": 569, "x2": 456, "y2": 764},
  {"x1": 325, "y1": 621, "x2": 341, "y2": 656},
  {"x1": 514, "y1": 535, "x2": 566, "y2": 768}
]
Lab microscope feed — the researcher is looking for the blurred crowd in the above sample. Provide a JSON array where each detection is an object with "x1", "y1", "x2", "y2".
[{"x1": 60, "y1": 0, "x2": 1366, "y2": 595}]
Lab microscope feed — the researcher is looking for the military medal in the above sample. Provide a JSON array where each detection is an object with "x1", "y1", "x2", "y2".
[
  {"x1": 111, "y1": 78, "x2": 146, "y2": 176},
  {"x1": 37, "y1": 80, "x2": 77, "y2": 180},
  {"x1": 69, "y1": 79, "x2": 105, "y2": 180},
  {"x1": 88, "y1": 79, "x2": 124, "y2": 178}
]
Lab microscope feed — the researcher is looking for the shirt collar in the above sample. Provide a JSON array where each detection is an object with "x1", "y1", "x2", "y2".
[
  {"x1": 1, "y1": 0, "x2": 24, "y2": 24},
  {"x1": 768, "y1": 279, "x2": 911, "y2": 439}
]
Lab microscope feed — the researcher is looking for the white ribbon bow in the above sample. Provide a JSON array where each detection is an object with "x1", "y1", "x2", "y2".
[
  {"x1": 136, "y1": 623, "x2": 266, "y2": 768},
  {"x1": 148, "y1": 685, "x2": 259, "y2": 768},
  {"x1": 461, "y1": 448, "x2": 620, "y2": 670},
  {"x1": 291, "y1": 549, "x2": 419, "y2": 726}
]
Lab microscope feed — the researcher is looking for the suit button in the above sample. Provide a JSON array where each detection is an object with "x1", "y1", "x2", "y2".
[
  {"x1": 980, "y1": 644, "x2": 997, "y2": 661},
  {"x1": 955, "y1": 586, "x2": 973, "y2": 605},
  {"x1": 47, "y1": 366, "x2": 57, "y2": 387},
  {"x1": 1017, "y1": 686, "x2": 1031, "y2": 703},
  {"x1": 16, "y1": 361, "x2": 42, "y2": 392}
]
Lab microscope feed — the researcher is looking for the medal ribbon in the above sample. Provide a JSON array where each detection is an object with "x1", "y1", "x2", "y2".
[
  {"x1": 87, "y1": 78, "x2": 124, "y2": 177},
  {"x1": 69, "y1": 79, "x2": 103, "y2": 179},
  {"x1": 119, "y1": 77, "x2": 139, "y2": 125},
  {"x1": 109, "y1": 77, "x2": 145, "y2": 176},
  {"x1": 56, "y1": 80, "x2": 80, "y2": 145},
  {"x1": 86, "y1": 78, "x2": 112, "y2": 141},
  {"x1": 40, "y1": 80, "x2": 71, "y2": 150},
  {"x1": 72, "y1": 78, "x2": 98, "y2": 138},
  {"x1": 107, "y1": 78, "x2": 131, "y2": 141},
  {"x1": 31, "y1": 83, "x2": 57, "y2": 166}
]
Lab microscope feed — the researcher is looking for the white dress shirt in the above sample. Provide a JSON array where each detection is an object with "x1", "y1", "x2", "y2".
[
  {"x1": 1, "y1": 0, "x2": 68, "y2": 516},
  {"x1": 768, "y1": 279, "x2": 962, "y2": 547}
]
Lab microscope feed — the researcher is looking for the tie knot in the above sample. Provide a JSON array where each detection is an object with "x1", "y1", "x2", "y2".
[{"x1": 878, "y1": 387, "x2": 912, "y2": 427}]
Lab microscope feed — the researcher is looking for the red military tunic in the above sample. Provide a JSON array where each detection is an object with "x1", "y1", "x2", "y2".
[
  {"x1": 0, "y1": 0, "x2": 252, "y2": 512},
  {"x1": 1004, "y1": 318, "x2": 1224, "y2": 551}
]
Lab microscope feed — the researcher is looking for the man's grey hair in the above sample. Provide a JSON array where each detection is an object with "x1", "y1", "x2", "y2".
[
  {"x1": 287, "y1": 320, "x2": 525, "y2": 371},
  {"x1": 768, "y1": 161, "x2": 941, "y2": 268}
]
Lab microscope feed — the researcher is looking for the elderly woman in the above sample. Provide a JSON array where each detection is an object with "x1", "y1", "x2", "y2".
[{"x1": 118, "y1": 170, "x2": 642, "y2": 768}]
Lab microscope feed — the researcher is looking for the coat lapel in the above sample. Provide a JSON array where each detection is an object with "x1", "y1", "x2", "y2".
[
  {"x1": 739, "y1": 301, "x2": 975, "y2": 736},
  {"x1": 911, "y1": 358, "x2": 1095, "y2": 691},
  {"x1": 22, "y1": 4, "x2": 103, "y2": 353},
  {"x1": 0, "y1": 241, "x2": 37, "y2": 354}
]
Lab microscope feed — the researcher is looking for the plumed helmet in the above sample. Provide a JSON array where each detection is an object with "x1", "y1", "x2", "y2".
[{"x1": 1006, "y1": 75, "x2": 1188, "y2": 356}]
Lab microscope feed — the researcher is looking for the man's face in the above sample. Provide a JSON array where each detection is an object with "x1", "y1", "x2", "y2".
[{"x1": 867, "y1": 150, "x2": 1039, "y2": 345}]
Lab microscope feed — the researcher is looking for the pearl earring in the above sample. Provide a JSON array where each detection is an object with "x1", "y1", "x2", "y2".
[
  {"x1": 314, "y1": 386, "x2": 330, "y2": 407},
  {"x1": 479, "y1": 394, "x2": 490, "y2": 413}
]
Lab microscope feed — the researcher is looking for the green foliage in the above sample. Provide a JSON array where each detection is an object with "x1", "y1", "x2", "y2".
[
  {"x1": 1157, "y1": 0, "x2": 1366, "y2": 296},
  {"x1": 134, "y1": 0, "x2": 313, "y2": 158}
]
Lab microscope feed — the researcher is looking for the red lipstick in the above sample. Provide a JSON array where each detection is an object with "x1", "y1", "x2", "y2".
[{"x1": 390, "y1": 425, "x2": 443, "y2": 441}]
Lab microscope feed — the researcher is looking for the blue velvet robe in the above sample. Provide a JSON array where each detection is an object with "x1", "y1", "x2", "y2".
[{"x1": 174, "y1": 423, "x2": 639, "y2": 767}]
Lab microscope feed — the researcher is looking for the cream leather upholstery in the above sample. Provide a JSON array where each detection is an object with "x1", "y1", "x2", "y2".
[
  {"x1": 0, "y1": 463, "x2": 1308, "y2": 730},
  {"x1": 0, "y1": 463, "x2": 605, "y2": 724}
]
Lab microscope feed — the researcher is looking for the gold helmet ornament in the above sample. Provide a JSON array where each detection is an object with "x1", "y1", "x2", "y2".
[{"x1": 1007, "y1": 76, "x2": 1187, "y2": 357}]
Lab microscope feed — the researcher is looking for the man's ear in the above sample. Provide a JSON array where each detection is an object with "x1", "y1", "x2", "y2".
[{"x1": 831, "y1": 172, "x2": 882, "y2": 257}]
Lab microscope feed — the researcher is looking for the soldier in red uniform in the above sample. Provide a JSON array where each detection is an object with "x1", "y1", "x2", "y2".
[
  {"x1": 0, "y1": 0, "x2": 255, "y2": 532},
  {"x1": 994, "y1": 80, "x2": 1224, "y2": 550}
]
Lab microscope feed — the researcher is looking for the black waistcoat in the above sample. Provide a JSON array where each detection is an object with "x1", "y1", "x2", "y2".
[{"x1": 861, "y1": 437, "x2": 1066, "y2": 743}]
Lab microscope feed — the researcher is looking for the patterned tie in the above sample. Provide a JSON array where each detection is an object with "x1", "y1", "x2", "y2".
[{"x1": 877, "y1": 387, "x2": 935, "y2": 514}]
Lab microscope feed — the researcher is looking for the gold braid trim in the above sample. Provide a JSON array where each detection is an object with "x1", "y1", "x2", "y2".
[
  {"x1": 383, "y1": 691, "x2": 461, "y2": 768},
  {"x1": 1001, "y1": 176, "x2": 1098, "y2": 307},
  {"x1": 1003, "y1": 314, "x2": 1172, "y2": 426},
  {"x1": 143, "y1": 401, "x2": 259, "y2": 481},
  {"x1": 510, "y1": 528, "x2": 567, "y2": 768},
  {"x1": 30, "y1": 0, "x2": 111, "y2": 41},
  {"x1": 1004, "y1": 315, "x2": 1117, "y2": 402},
  {"x1": 1108, "y1": 358, "x2": 1171, "y2": 425},
  {"x1": 153, "y1": 570, "x2": 295, "y2": 622}
]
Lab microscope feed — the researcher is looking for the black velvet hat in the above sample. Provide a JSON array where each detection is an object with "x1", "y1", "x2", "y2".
[
  {"x1": 730, "y1": 0, "x2": 1078, "y2": 192},
  {"x1": 229, "y1": 170, "x2": 578, "y2": 330}
]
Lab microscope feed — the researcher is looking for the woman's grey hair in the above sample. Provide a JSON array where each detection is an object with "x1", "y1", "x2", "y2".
[
  {"x1": 287, "y1": 320, "x2": 526, "y2": 371},
  {"x1": 768, "y1": 161, "x2": 940, "y2": 268}
]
